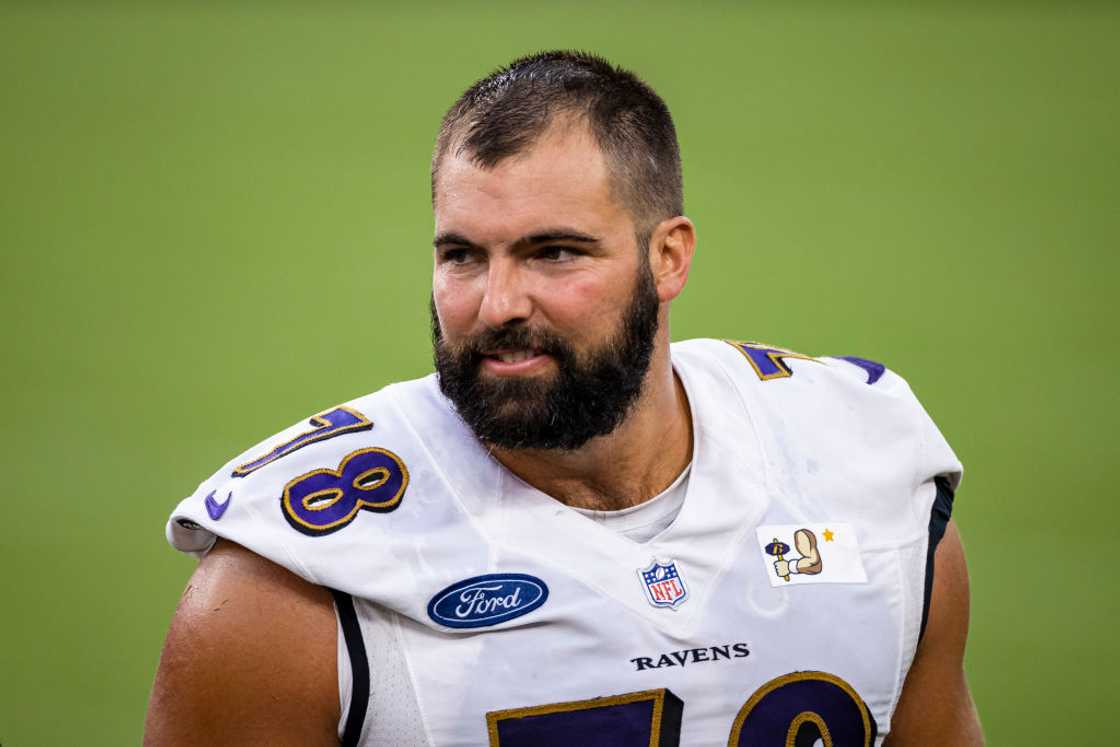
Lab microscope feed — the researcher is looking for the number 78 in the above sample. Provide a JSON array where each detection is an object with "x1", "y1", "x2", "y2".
[{"x1": 486, "y1": 670, "x2": 876, "y2": 746}]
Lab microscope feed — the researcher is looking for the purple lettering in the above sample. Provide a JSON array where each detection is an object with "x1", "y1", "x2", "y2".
[{"x1": 727, "y1": 341, "x2": 818, "y2": 381}]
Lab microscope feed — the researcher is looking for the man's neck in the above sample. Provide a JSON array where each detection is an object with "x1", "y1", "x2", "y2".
[{"x1": 491, "y1": 348, "x2": 693, "y2": 512}]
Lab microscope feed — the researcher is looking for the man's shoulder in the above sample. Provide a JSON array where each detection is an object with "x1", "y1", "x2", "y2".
[
  {"x1": 672, "y1": 337, "x2": 939, "y2": 419},
  {"x1": 145, "y1": 538, "x2": 339, "y2": 743},
  {"x1": 186, "y1": 372, "x2": 451, "y2": 502},
  {"x1": 673, "y1": 337, "x2": 901, "y2": 391},
  {"x1": 675, "y1": 336, "x2": 962, "y2": 493},
  {"x1": 166, "y1": 370, "x2": 491, "y2": 608}
]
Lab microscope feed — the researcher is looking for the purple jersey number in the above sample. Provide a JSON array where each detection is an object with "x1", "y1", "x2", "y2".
[
  {"x1": 487, "y1": 672, "x2": 874, "y2": 746},
  {"x1": 727, "y1": 340, "x2": 887, "y2": 387},
  {"x1": 232, "y1": 406, "x2": 372, "y2": 478},
  {"x1": 488, "y1": 690, "x2": 682, "y2": 747},
  {"x1": 725, "y1": 340, "x2": 820, "y2": 381},
  {"x1": 729, "y1": 672, "x2": 876, "y2": 746},
  {"x1": 281, "y1": 447, "x2": 408, "y2": 536}
]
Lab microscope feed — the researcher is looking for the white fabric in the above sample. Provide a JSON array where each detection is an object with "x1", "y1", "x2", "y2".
[
  {"x1": 349, "y1": 599, "x2": 429, "y2": 746},
  {"x1": 167, "y1": 338, "x2": 962, "y2": 745},
  {"x1": 570, "y1": 462, "x2": 691, "y2": 543},
  {"x1": 335, "y1": 610, "x2": 351, "y2": 742}
]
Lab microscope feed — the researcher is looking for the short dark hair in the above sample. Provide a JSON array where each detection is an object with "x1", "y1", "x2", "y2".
[{"x1": 432, "y1": 50, "x2": 683, "y2": 234}]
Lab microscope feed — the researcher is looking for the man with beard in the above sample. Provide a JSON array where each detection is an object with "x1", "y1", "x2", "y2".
[{"x1": 148, "y1": 52, "x2": 982, "y2": 745}]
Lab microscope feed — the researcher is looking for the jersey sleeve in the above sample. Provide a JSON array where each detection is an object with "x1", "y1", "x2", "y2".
[
  {"x1": 163, "y1": 377, "x2": 496, "y2": 624},
  {"x1": 164, "y1": 406, "x2": 370, "y2": 580},
  {"x1": 824, "y1": 354, "x2": 963, "y2": 491},
  {"x1": 696, "y1": 339, "x2": 963, "y2": 546}
]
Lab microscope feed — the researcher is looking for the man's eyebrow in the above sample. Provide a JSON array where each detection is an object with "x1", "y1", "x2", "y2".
[
  {"x1": 433, "y1": 232, "x2": 474, "y2": 248},
  {"x1": 433, "y1": 229, "x2": 601, "y2": 249},
  {"x1": 523, "y1": 229, "x2": 600, "y2": 244}
]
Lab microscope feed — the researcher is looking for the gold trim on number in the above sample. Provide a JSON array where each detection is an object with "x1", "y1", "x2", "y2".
[{"x1": 487, "y1": 689, "x2": 672, "y2": 747}]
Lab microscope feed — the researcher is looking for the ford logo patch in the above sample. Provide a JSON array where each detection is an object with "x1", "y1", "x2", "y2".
[{"x1": 427, "y1": 573, "x2": 549, "y2": 629}]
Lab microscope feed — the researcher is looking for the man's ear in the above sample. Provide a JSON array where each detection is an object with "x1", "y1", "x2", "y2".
[{"x1": 646, "y1": 216, "x2": 696, "y2": 303}]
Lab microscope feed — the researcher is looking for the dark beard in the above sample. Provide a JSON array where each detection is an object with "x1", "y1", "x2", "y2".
[{"x1": 432, "y1": 265, "x2": 660, "y2": 451}]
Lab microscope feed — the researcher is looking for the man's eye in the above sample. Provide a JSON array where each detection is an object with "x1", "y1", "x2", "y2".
[
  {"x1": 537, "y1": 246, "x2": 579, "y2": 262},
  {"x1": 440, "y1": 248, "x2": 474, "y2": 264}
]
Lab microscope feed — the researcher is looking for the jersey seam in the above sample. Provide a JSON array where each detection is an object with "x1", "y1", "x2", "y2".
[
  {"x1": 905, "y1": 378, "x2": 932, "y2": 534},
  {"x1": 386, "y1": 384, "x2": 499, "y2": 566},
  {"x1": 241, "y1": 494, "x2": 321, "y2": 585},
  {"x1": 389, "y1": 609, "x2": 437, "y2": 747},
  {"x1": 705, "y1": 340, "x2": 776, "y2": 494},
  {"x1": 885, "y1": 547, "x2": 908, "y2": 737},
  {"x1": 656, "y1": 341, "x2": 776, "y2": 637}
]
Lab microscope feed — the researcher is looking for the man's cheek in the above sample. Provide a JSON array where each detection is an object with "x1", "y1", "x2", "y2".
[{"x1": 432, "y1": 290, "x2": 475, "y2": 335}]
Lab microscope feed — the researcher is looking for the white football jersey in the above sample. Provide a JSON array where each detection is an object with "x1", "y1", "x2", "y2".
[{"x1": 167, "y1": 338, "x2": 961, "y2": 746}]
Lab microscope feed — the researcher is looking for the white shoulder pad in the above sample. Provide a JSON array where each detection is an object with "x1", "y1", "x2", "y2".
[
  {"x1": 677, "y1": 339, "x2": 962, "y2": 547},
  {"x1": 165, "y1": 374, "x2": 497, "y2": 621}
]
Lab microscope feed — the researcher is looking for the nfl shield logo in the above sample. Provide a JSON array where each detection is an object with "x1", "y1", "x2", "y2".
[{"x1": 638, "y1": 559, "x2": 689, "y2": 609}]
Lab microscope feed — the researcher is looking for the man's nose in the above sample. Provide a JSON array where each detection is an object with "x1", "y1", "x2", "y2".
[{"x1": 477, "y1": 259, "x2": 532, "y2": 329}]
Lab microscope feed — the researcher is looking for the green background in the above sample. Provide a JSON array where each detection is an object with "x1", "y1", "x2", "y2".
[{"x1": 2, "y1": 1, "x2": 1116, "y2": 743}]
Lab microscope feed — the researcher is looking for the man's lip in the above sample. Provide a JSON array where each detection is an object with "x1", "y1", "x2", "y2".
[
  {"x1": 482, "y1": 348, "x2": 542, "y2": 357},
  {"x1": 479, "y1": 351, "x2": 553, "y2": 375}
]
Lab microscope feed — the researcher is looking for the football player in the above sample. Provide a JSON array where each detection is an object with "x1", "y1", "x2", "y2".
[{"x1": 146, "y1": 51, "x2": 983, "y2": 745}]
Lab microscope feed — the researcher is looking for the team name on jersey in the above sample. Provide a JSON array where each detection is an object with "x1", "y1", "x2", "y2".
[{"x1": 629, "y1": 642, "x2": 750, "y2": 671}]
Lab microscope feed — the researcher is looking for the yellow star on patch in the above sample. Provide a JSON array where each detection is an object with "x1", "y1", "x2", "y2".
[{"x1": 823, "y1": 528, "x2": 835, "y2": 542}]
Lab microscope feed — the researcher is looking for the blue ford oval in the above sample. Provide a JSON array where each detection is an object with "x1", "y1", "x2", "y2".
[{"x1": 427, "y1": 573, "x2": 549, "y2": 629}]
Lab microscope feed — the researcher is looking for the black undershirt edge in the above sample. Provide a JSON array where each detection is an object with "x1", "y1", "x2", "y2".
[
  {"x1": 331, "y1": 590, "x2": 370, "y2": 747},
  {"x1": 919, "y1": 475, "x2": 956, "y2": 642}
]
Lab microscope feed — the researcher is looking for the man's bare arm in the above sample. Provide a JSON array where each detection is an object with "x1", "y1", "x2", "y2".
[
  {"x1": 145, "y1": 539, "x2": 340, "y2": 745},
  {"x1": 886, "y1": 520, "x2": 984, "y2": 745}
]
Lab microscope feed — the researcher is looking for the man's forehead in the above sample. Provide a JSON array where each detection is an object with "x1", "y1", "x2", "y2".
[{"x1": 433, "y1": 122, "x2": 630, "y2": 244}]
